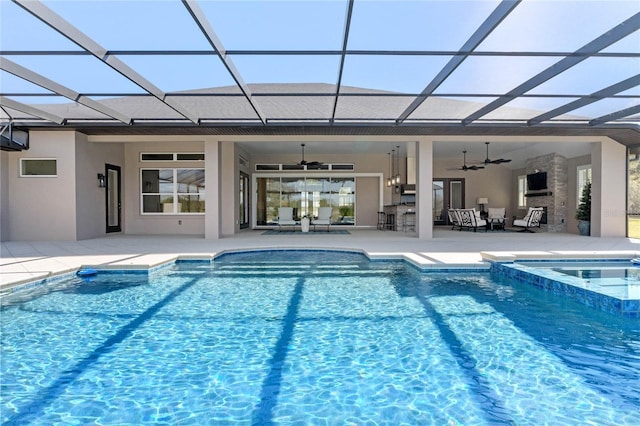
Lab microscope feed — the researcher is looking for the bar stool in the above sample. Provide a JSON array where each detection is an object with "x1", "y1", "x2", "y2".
[
  {"x1": 385, "y1": 213, "x2": 396, "y2": 231},
  {"x1": 402, "y1": 211, "x2": 416, "y2": 232},
  {"x1": 377, "y1": 212, "x2": 386, "y2": 230}
]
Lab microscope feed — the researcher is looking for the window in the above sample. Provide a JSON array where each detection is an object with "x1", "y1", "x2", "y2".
[
  {"x1": 141, "y1": 168, "x2": 205, "y2": 214},
  {"x1": 140, "y1": 152, "x2": 204, "y2": 162},
  {"x1": 20, "y1": 158, "x2": 57, "y2": 176},
  {"x1": 577, "y1": 165, "x2": 592, "y2": 207},
  {"x1": 517, "y1": 175, "x2": 526, "y2": 208}
]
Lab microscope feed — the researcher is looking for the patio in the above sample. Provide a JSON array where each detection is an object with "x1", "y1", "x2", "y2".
[{"x1": 2, "y1": 228, "x2": 639, "y2": 292}]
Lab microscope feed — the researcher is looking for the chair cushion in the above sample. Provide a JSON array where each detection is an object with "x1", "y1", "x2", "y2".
[{"x1": 488, "y1": 207, "x2": 505, "y2": 220}]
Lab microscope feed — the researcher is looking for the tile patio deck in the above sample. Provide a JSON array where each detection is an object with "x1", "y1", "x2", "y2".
[{"x1": 2, "y1": 227, "x2": 639, "y2": 293}]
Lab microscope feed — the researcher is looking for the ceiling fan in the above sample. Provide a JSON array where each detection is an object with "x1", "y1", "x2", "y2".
[
  {"x1": 482, "y1": 142, "x2": 512, "y2": 165},
  {"x1": 298, "y1": 143, "x2": 323, "y2": 168},
  {"x1": 449, "y1": 150, "x2": 484, "y2": 171}
]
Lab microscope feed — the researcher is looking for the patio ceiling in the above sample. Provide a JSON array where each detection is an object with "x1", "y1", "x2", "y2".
[{"x1": 0, "y1": 0, "x2": 639, "y2": 146}]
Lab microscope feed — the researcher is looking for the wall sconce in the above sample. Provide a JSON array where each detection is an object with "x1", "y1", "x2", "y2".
[{"x1": 97, "y1": 173, "x2": 106, "y2": 188}]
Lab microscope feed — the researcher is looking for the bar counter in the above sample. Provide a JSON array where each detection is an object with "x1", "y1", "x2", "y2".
[{"x1": 383, "y1": 204, "x2": 416, "y2": 231}]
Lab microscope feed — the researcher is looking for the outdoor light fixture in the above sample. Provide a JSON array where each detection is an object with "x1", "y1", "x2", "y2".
[{"x1": 97, "y1": 173, "x2": 106, "y2": 188}]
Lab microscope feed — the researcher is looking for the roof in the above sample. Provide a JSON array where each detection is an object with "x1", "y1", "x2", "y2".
[{"x1": 1, "y1": 0, "x2": 638, "y2": 145}]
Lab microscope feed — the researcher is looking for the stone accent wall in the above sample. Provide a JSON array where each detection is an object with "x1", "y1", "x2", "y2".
[{"x1": 526, "y1": 153, "x2": 568, "y2": 232}]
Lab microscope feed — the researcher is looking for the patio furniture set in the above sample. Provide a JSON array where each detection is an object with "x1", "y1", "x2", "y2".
[{"x1": 448, "y1": 207, "x2": 544, "y2": 233}]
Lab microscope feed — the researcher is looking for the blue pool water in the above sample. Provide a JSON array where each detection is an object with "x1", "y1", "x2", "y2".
[{"x1": 1, "y1": 251, "x2": 639, "y2": 425}]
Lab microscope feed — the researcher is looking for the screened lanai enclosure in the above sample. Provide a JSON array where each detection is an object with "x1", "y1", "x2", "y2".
[{"x1": 1, "y1": 0, "x2": 638, "y2": 240}]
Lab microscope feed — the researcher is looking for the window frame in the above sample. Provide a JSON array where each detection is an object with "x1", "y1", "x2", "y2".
[
  {"x1": 140, "y1": 167, "x2": 205, "y2": 215},
  {"x1": 19, "y1": 158, "x2": 58, "y2": 177}
]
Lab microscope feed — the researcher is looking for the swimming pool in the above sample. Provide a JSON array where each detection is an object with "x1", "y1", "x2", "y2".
[{"x1": 1, "y1": 250, "x2": 639, "y2": 425}]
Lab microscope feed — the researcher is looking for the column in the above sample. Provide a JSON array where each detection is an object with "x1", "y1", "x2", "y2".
[
  {"x1": 416, "y1": 139, "x2": 433, "y2": 239},
  {"x1": 204, "y1": 139, "x2": 220, "y2": 239},
  {"x1": 591, "y1": 138, "x2": 626, "y2": 237}
]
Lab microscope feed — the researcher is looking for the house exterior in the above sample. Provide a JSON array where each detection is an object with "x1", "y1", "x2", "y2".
[
  {"x1": 0, "y1": 128, "x2": 630, "y2": 241},
  {"x1": 0, "y1": 1, "x2": 637, "y2": 242}
]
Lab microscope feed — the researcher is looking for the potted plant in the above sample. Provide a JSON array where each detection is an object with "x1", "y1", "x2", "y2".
[{"x1": 576, "y1": 181, "x2": 591, "y2": 236}]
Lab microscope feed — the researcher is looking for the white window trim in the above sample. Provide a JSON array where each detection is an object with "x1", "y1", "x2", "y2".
[
  {"x1": 140, "y1": 168, "x2": 205, "y2": 215},
  {"x1": 19, "y1": 158, "x2": 58, "y2": 177}
]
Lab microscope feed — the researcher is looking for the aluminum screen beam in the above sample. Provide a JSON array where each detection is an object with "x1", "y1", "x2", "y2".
[
  {"x1": 396, "y1": 0, "x2": 521, "y2": 124},
  {"x1": 13, "y1": 0, "x2": 200, "y2": 124},
  {"x1": 590, "y1": 104, "x2": 640, "y2": 126},
  {"x1": 1, "y1": 57, "x2": 132, "y2": 124},
  {"x1": 182, "y1": 0, "x2": 266, "y2": 125},
  {"x1": 331, "y1": 0, "x2": 355, "y2": 123},
  {"x1": 0, "y1": 96, "x2": 65, "y2": 124},
  {"x1": 462, "y1": 12, "x2": 640, "y2": 126},
  {"x1": 528, "y1": 74, "x2": 640, "y2": 126}
]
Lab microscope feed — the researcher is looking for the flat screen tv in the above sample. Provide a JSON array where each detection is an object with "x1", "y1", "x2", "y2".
[{"x1": 527, "y1": 171, "x2": 547, "y2": 191}]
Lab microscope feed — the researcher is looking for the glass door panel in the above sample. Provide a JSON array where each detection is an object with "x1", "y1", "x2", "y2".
[
  {"x1": 239, "y1": 172, "x2": 249, "y2": 229},
  {"x1": 450, "y1": 180, "x2": 463, "y2": 209},
  {"x1": 256, "y1": 177, "x2": 281, "y2": 225},
  {"x1": 255, "y1": 176, "x2": 356, "y2": 227},
  {"x1": 433, "y1": 180, "x2": 444, "y2": 224},
  {"x1": 331, "y1": 178, "x2": 355, "y2": 225},
  {"x1": 105, "y1": 164, "x2": 121, "y2": 233}
]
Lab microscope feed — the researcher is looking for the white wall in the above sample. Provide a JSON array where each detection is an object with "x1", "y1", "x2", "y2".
[
  {"x1": 433, "y1": 154, "x2": 512, "y2": 215},
  {"x1": 75, "y1": 134, "x2": 124, "y2": 240},
  {"x1": 8, "y1": 131, "x2": 77, "y2": 240},
  {"x1": 592, "y1": 139, "x2": 626, "y2": 237},
  {"x1": 0, "y1": 151, "x2": 9, "y2": 241},
  {"x1": 124, "y1": 141, "x2": 206, "y2": 236},
  {"x1": 356, "y1": 177, "x2": 379, "y2": 226}
]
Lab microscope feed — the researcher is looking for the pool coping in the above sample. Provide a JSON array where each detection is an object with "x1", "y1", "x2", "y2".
[{"x1": 3, "y1": 247, "x2": 639, "y2": 298}]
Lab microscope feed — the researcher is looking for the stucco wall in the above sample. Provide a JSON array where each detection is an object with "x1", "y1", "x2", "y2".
[
  {"x1": 433, "y1": 155, "x2": 513, "y2": 216},
  {"x1": 356, "y1": 177, "x2": 380, "y2": 227},
  {"x1": 124, "y1": 141, "x2": 206, "y2": 235},
  {"x1": 7, "y1": 131, "x2": 77, "y2": 240},
  {"x1": 75, "y1": 134, "x2": 124, "y2": 240}
]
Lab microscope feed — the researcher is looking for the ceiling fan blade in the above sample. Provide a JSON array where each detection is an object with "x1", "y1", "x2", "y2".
[{"x1": 483, "y1": 142, "x2": 511, "y2": 165}]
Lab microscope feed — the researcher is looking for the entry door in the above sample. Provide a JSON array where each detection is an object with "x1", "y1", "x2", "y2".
[
  {"x1": 105, "y1": 164, "x2": 121, "y2": 233},
  {"x1": 239, "y1": 172, "x2": 250, "y2": 229}
]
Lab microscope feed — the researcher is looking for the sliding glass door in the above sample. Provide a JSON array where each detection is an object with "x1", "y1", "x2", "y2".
[{"x1": 255, "y1": 176, "x2": 355, "y2": 227}]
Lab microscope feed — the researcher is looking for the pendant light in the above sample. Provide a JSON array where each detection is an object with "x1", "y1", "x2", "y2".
[
  {"x1": 394, "y1": 145, "x2": 401, "y2": 185},
  {"x1": 391, "y1": 149, "x2": 396, "y2": 185},
  {"x1": 386, "y1": 152, "x2": 392, "y2": 187}
]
